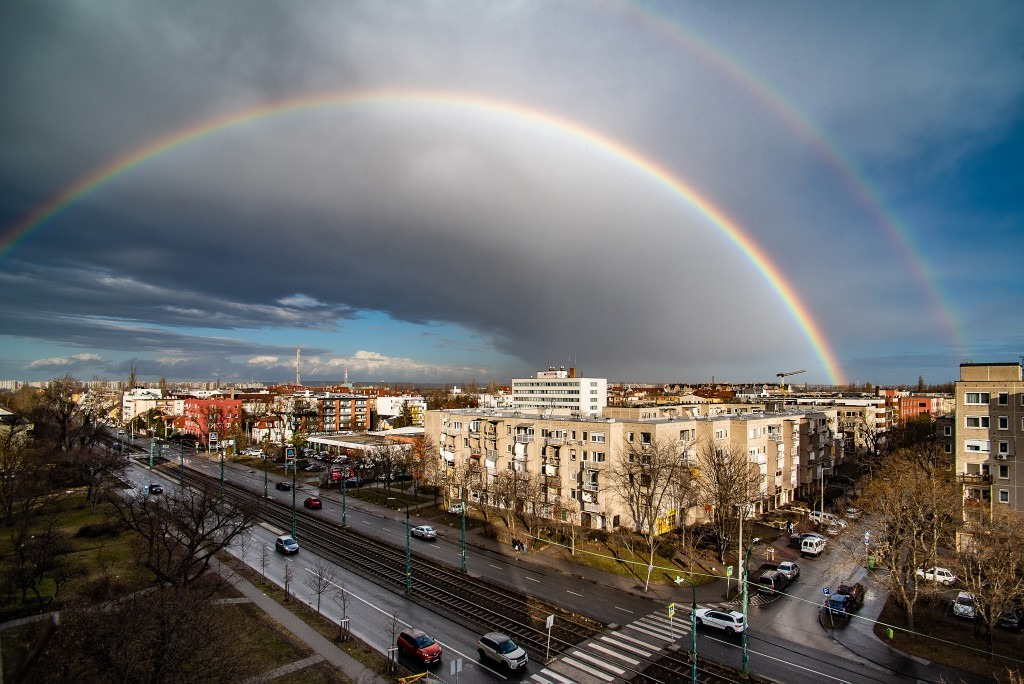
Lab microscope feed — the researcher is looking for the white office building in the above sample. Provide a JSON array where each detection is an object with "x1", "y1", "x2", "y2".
[{"x1": 511, "y1": 367, "x2": 606, "y2": 417}]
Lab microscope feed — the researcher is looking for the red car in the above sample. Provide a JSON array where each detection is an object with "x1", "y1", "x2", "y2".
[
  {"x1": 397, "y1": 628, "x2": 442, "y2": 665},
  {"x1": 303, "y1": 496, "x2": 322, "y2": 510}
]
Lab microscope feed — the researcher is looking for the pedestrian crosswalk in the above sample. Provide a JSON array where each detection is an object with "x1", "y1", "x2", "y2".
[{"x1": 529, "y1": 603, "x2": 733, "y2": 684}]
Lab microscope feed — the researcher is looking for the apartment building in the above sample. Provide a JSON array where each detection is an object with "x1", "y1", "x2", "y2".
[
  {"x1": 899, "y1": 395, "x2": 954, "y2": 425},
  {"x1": 511, "y1": 367, "x2": 607, "y2": 417},
  {"x1": 425, "y1": 405, "x2": 837, "y2": 534},
  {"x1": 955, "y1": 362, "x2": 1024, "y2": 510},
  {"x1": 315, "y1": 394, "x2": 371, "y2": 433}
]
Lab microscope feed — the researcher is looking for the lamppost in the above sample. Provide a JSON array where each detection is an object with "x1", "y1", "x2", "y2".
[
  {"x1": 341, "y1": 471, "x2": 347, "y2": 527},
  {"x1": 263, "y1": 449, "x2": 268, "y2": 498},
  {"x1": 673, "y1": 575, "x2": 699, "y2": 684},
  {"x1": 741, "y1": 536, "x2": 761, "y2": 674},
  {"x1": 219, "y1": 447, "x2": 225, "y2": 492},
  {"x1": 387, "y1": 497, "x2": 412, "y2": 593},
  {"x1": 178, "y1": 439, "x2": 185, "y2": 488},
  {"x1": 460, "y1": 490, "x2": 467, "y2": 574},
  {"x1": 290, "y1": 448, "x2": 297, "y2": 538}
]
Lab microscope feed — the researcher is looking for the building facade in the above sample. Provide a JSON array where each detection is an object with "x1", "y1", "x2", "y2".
[
  {"x1": 511, "y1": 368, "x2": 607, "y2": 417},
  {"x1": 425, "y1": 405, "x2": 837, "y2": 534},
  {"x1": 955, "y1": 362, "x2": 1024, "y2": 510}
]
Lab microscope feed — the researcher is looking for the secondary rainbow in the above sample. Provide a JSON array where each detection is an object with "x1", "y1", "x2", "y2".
[
  {"x1": 608, "y1": 0, "x2": 965, "y2": 351},
  {"x1": 0, "y1": 89, "x2": 844, "y2": 384}
]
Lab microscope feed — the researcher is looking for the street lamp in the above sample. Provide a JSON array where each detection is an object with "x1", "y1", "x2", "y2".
[
  {"x1": 387, "y1": 497, "x2": 412, "y2": 593},
  {"x1": 460, "y1": 490, "x2": 467, "y2": 574},
  {"x1": 341, "y1": 470, "x2": 347, "y2": 527},
  {"x1": 673, "y1": 575, "x2": 699, "y2": 684},
  {"x1": 741, "y1": 536, "x2": 761, "y2": 674}
]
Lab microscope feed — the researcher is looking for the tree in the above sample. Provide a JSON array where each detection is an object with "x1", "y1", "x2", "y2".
[
  {"x1": 414, "y1": 436, "x2": 443, "y2": 503},
  {"x1": 332, "y1": 585, "x2": 351, "y2": 640},
  {"x1": 62, "y1": 445, "x2": 127, "y2": 513},
  {"x1": 8, "y1": 518, "x2": 74, "y2": 609},
  {"x1": 304, "y1": 558, "x2": 336, "y2": 614},
  {"x1": 107, "y1": 483, "x2": 256, "y2": 591},
  {"x1": 369, "y1": 441, "x2": 406, "y2": 490},
  {"x1": 490, "y1": 468, "x2": 539, "y2": 537},
  {"x1": 608, "y1": 435, "x2": 694, "y2": 591},
  {"x1": 956, "y1": 509, "x2": 1024, "y2": 658},
  {"x1": 35, "y1": 376, "x2": 106, "y2": 452},
  {"x1": 0, "y1": 414, "x2": 48, "y2": 527},
  {"x1": 861, "y1": 444, "x2": 959, "y2": 629},
  {"x1": 693, "y1": 443, "x2": 763, "y2": 563}
]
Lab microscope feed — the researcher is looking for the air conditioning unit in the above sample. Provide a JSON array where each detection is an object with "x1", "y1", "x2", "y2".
[{"x1": 995, "y1": 454, "x2": 1008, "y2": 460}]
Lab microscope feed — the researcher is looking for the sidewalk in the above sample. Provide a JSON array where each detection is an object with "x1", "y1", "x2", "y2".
[{"x1": 211, "y1": 556, "x2": 389, "y2": 684}]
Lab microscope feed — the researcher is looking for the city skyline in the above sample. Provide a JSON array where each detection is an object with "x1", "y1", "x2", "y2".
[{"x1": 1, "y1": 2, "x2": 1021, "y2": 385}]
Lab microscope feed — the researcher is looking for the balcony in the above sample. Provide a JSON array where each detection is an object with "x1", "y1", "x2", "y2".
[
  {"x1": 546, "y1": 436, "x2": 565, "y2": 447},
  {"x1": 583, "y1": 460, "x2": 607, "y2": 471},
  {"x1": 515, "y1": 434, "x2": 534, "y2": 444},
  {"x1": 957, "y1": 473, "x2": 992, "y2": 486},
  {"x1": 767, "y1": 433, "x2": 783, "y2": 443},
  {"x1": 582, "y1": 502, "x2": 602, "y2": 514},
  {"x1": 583, "y1": 482, "x2": 600, "y2": 493}
]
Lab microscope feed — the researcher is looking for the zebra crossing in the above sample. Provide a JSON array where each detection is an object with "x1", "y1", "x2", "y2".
[{"x1": 530, "y1": 603, "x2": 733, "y2": 684}]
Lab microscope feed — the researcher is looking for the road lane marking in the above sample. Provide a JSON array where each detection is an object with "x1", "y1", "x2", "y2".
[
  {"x1": 567, "y1": 590, "x2": 583, "y2": 597},
  {"x1": 614, "y1": 606, "x2": 633, "y2": 614},
  {"x1": 526, "y1": 576, "x2": 540, "y2": 582}
]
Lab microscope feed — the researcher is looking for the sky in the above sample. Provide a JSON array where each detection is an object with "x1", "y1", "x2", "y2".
[{"x1": 1, "y1": 1, "x2": 1022, "y2": 387}]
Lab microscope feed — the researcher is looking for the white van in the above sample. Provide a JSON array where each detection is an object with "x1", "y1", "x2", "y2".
[{"x1": 801, "y1": 536, "x2": 826, "y2": 557}]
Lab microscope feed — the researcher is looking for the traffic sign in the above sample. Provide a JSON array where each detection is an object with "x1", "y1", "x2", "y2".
[
  {"x1": 823, "y1": 587, "x2": 830, "y2": 595},
  {"x1": 726, "y1": 565, "x2": 734, "y2": 577},
  {"x1": 668, "y1": 602, "x2": 676, "y2": 618}
]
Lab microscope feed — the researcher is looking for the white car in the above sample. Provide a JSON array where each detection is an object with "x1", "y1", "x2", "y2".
[
  {"x1": 694, "y1": 608, "x2": 746, "y2": 634},
  {"x1": 953, "y1": 591, "x2": 975, "y2": 619},
  {"x1": 916, "y1": 566, "x2": 956, "y2": 586},
  {"x1": 447, "y1": 503, "x2": 464, "y2": 515},
  {"x1": 411, "y1": 525, "x2": 437, "y2": 540}
]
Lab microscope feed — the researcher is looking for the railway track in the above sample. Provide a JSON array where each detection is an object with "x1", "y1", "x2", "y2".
[{"x1": 169, "y1": 465, "x2": 603, "y2": 659}]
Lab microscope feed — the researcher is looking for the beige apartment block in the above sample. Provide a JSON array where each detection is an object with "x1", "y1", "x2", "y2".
[
  {"x1": 425, "y1": 405, "x2": 838, "y2": 535},
  {"x1": 955, "y1": 363, "x2": 1024, "y2": 511}
]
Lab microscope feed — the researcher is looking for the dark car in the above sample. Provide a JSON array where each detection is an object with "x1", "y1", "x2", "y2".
[
  {"x1": 304, "y1": 463, "x2": 324, "y2": 472},
  {"x1": 303, "y1": 496, "x2": 323, "y2": 510},
  {"x1": 275, "y1": 481, "x2": 291, "y2": 491},
  {"x1": 397, "y1": 628, "x2": 442, "y2": 665},
  {"x1": 998, "y1": 607, "x2": 1024, "y2": 631},
  {"x1": 342, "y1": 477, "x2": 362, "y2": 488},
  {"x1": 147, "y1": 483, "x2": 163, "y2": 495}
]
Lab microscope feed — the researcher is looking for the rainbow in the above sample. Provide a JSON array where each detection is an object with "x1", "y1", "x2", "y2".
[
  {"x1": 609, "y1": 0, "x2": 966, "y2": 352},
  {"x1": 0, "y1": 90, "x2": 844, "y2": 384}
]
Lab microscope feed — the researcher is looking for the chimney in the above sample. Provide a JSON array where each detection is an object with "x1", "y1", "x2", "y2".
[{"x1": 569, "y1": 367, "x2": 576, "y2": 378}]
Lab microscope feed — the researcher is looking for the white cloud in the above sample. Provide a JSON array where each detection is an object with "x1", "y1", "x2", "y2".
[{"x1": 26, "y1": 353, "x2": 106, "y2": 369}]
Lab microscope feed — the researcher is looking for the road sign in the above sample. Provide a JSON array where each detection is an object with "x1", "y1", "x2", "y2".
[
  {"x1": 450, "y1": 658, "x2": 463, "y2": 675},
  {"x1": 668, "y1": 602, "x2": 676, "y2": 618},
  {"x1": 546, "y1": 614, "x2": 554, "y2": 629},
  {"x1": 823, "y1": 587, "x2": 830, "y2": 595},
  {"x1": 864, "y1": 531, "x2": 871, "y2": 545},
  {"x1": 726, "y1": 565, "x2": 734, "y2": 577}
]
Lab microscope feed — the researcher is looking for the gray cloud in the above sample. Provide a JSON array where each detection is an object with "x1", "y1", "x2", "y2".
[{"x1": 1, "y1": 1, "x2": 1021, "y2": 384}]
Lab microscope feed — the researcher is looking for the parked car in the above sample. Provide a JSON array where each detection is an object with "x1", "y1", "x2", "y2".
[
  {"x1": 411, "y1": 525, "x2": 437, "y2": 540},
  {"x1": 342, "y1": 477, "x2": 362, "y2": 488},
  {"x1": 952, "y1": 591, "x2": 976, "y2": 619},
  {"x1": 998, "y1": 607, "x2": 1024, "y2": 631},
  {"x1": 275, "y1": 481, "x2": 291, "y2": 491},
  {"x1": 275, "y1": 535, "x2": 299, "y2": 554},
  {"x1": 477, "y1": 632, "x2": 528, "y2": 671},
  {"x1": 777, "y1": 561, "x2": 800, "y2": 582},
  {"x1": 916, "y1": 567, "x2": 956, "y2": 586},
  {"x1": 304, "y1": 464, "x2": 324, "y2": 472},
  {"x1": 845, "y1": 507, "x2": 862, "y2": 519},
  {"x1": 827, "y1": 582, "x2": 865, "y2": 620},
  {"x1": 147, "y1": 483, "x2": 163, "y2": 495},
  {"x1": 447, "y1": 503, "x2": 465, "y2": 515},
  {"x1": 397, "y1": 628, "x2": 442, "y2": 665},
  {"x1": 809, "y1": 510, "x2": 847, "y2": 529},
  {"x1": 757, "y1": 570, "x2": 789, "y2": 595},
  {"x1": 694, "y1": 608, "x2": 746, "y2": 634},
  {"x1": 801, "y1": 536, "x2": 827, "y2": 557},
  {"x1": 303, "y1": 497, "x2": 323, "y2": 510}
]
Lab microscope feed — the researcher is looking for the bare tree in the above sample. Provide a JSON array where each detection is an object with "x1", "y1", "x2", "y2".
[
  {"x1": 0, "y1": 416, "x2": 48, "y2": 527},
  {"x1": 35, "y1": 375, "x2": 107, "y2": 451},
  {"x1": 491, "y1": 468, "x2": 537, "y2": 536},
  {"x1": 369, "y1": 441, "x2": 406, "y2": 491},
  {"x1": 956, "y1": 508, "x2": 1024, "y2": 658},
  {"x1": 861, "y1": 445, "x2": 959, "y2": 629},
  {"x1": 63, "y1": 444, "x2": 128, "y2": 512},
  {"x1": 560, "y1": 497, "x2": 581, "y2": 555},
  {"x1": 304, "y1": 558, "x2": 336, "y2": 614},
  {"x1": 387, "y1": 609, "x2": 401, "y2": 672},
  {"x1": 9, "y1": 518, "x2": 74, "y2": 609},
  {"x1": 284, "y1": 562, "x2": 293, "y2": 601},
  {"x1": 693, "y1": 443, "x2": 763, "y2": 563},
  {"x1": 609, "y1": 435, "x2": 694, "y2": 591},
  {"x1": 416, "y1": 436, "x2": 446, "y2": 505},
  {"x1": 259, "y1": 543, "x2": 270, "y2": 578},
  {"x1": 332, "y1": 585, "x2": 350, "y2": 640},
  {"x1": 107, "y1": 483, "x2": 256, "y2": 591}
]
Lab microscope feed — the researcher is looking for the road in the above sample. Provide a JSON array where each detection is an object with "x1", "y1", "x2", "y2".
[{"x1": 123, "y1": 441, "x2": 970, "y2": 684}]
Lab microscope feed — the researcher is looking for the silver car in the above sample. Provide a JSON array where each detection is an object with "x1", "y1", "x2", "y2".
[
  {"x1": 694, "y1": 608, "x2": 746, "y2": 634},
  {"x1": 411, "y1": 525, "x2": 436, "y2": 540},
  {"x1": 477, "y1": 632, "x2": 528, "y2": 671}
]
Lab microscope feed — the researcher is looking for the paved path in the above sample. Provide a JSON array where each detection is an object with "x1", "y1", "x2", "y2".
[{"x1": 212, "y1": 556, "x2": 389, "y2": 684}]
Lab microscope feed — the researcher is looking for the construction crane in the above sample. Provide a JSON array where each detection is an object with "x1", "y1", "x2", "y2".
[{"x1": 776, "y1": 369, "x2": 806, "y2": 394}]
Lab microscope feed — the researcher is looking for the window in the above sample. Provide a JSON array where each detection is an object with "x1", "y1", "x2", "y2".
[
  {"x1": 506, "y1": 445, "x2": 512, "y2": 453},
  {"x1": 591, "y1": 432, "x2": 605, "y2": 443},
  {"x1": 1000, "y1": 465, "x2": 1010, "y2": 479},
  {"x1": 592, "y1": 452, "x2": 606, "y2": 462},
  {"x1": 944, "y1": 443, "x2": 952, "y2": 453},
  {"x1": 627, "y1": 432, "x2": 634, "y2": 443},
  {"x1": 965, "y1": 392, "x2": 990, "y2": 405},
  {"x1": 998, "y1": 392, "x2": 1009, "y2": 405},
  {"x1": 966, "y1": 416, "x2": 990, "y2": 428},
  {"x1": 999, "y1": 416, "x2": 1009, "y2": 430},
  {"x1": 999, "y1": 489, "x2": 1010, "y2": 504},
  {"x1": 715, "y1": 429, "x2": 725, "y2": 440},
  {"x1": 999, "y1": 441, "x2": 1009, "y2": 454},
  {"x1": 965, "y1": 440, "x2": 991, "y2": 452},
  {"x1": 570, "y1": 450, "x2": 576, "y2": 461},
  {"x1": 680, "y1": 429, "x2": 692, "y2": 442},
  {"x1": 641, "y1": 432, "x2": 652, "y2": 445},
  {"x1": 943, "y1": 425, "x2": 952, "y2": 436}
]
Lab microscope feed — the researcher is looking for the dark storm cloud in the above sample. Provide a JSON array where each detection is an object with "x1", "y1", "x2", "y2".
[{"x1": 1, "y1": 1, "x2": 1022, "y2": 383}]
